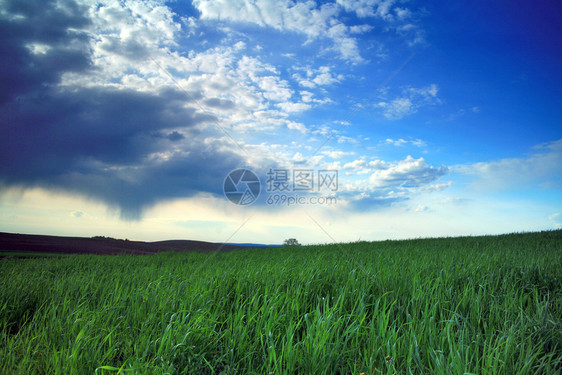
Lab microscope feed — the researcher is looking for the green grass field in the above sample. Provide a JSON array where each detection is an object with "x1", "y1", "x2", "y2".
[{"x1": 1, "y1": 231, "x2": 561, "y2": 374}]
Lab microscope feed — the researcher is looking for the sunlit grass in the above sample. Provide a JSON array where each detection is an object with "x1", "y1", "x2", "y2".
[{"x1": 1, "y1": 231, "x2": 561, "y2": 374}]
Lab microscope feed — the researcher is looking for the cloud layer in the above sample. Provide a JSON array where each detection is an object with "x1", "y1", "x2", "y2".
[
  {"x1": 0, "y1": 0, "x2": 251, "y2": 218},
  {"x1": 456, "y1": 139, "x2": 562, "y2": 190},
  {"x1": 0, "y1": 0, "x2": 445, "y2": 219},
  {"x1": 193, "y1": 0, "x2": 421, "y2": 63}
]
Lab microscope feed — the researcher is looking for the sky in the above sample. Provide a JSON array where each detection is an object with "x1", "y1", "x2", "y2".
[{"x1": 0, "y1": 0, "x2": 561, "y2": 244}]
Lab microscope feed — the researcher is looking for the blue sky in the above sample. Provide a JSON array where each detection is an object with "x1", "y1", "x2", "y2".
[{"x1": 0, "y1": 0, "x2": 561, "y2": 244}]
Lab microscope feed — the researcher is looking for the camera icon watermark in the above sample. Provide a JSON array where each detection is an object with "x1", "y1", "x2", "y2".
[
  {"x1": 223, "y1": 169, "x2": 261, "y2": 205},
  {"x1": 223, "y1": 168, "x2": 337, "y2": 206}
]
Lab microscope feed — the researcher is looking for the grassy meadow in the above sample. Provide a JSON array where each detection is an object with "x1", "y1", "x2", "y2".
[{"x1": 1, "y1": 231, "x2": 561, "y2": 374}]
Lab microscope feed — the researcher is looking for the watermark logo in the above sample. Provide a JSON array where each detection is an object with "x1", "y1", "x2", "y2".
[
  {"x1": 224, "y1": 168, "x2": 338, "y2": 206},
  {"x1": 266, "y1": 169, "x2": 338, "y2": 192},
  {"x1": 223, "y1": 169, "x2": 261, "y2": 205}
]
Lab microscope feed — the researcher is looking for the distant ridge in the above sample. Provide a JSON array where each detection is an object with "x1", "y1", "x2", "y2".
[
  {"x1": 0, "y1": 232, "x2": 261, "y2": 255},
  {"x1": 219, "y1": 243, "x2": 282, "y2": 248}
]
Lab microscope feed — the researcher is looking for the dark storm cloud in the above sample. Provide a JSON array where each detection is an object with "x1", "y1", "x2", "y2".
[
  {"x1": 1, "y1": 87, "x2": 217, "y2": 178},
  {"x1": 0, "y1": 0, "x2": 91, "y2": 105},
  {"x1": 47, "y1": 144, "x2": 246, "y2": 220},
  {"x1": 165, "y1": 131, "x2": 186, "y2": 142},
  {"x1": 0, "y1": 0, "x2": 248, "y2": 218}
]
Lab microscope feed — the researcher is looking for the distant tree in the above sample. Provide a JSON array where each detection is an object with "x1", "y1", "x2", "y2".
[{"x1": 284, "y1": 238, "x2": 301, "y2": 246}]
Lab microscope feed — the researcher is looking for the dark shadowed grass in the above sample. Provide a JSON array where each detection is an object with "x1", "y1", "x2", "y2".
[
  {"x1": 1, "y1": 231, "x2": 561, "y2": 374},
  {"x1": 0, "y1": 250, "x2": 65, "y2": 258}
]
